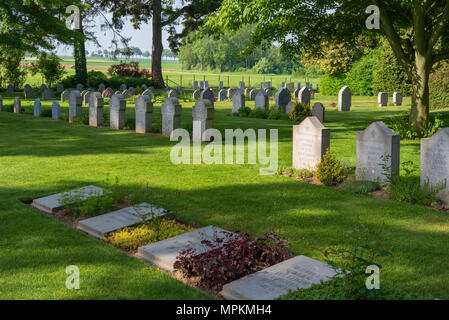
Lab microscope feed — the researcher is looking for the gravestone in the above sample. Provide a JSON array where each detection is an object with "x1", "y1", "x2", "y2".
[
  {"x1": 275, "y1": 87, "x2": 291, "y2": 112},
  {"x1": 294, "y1": 87, "x2": 301, "y2": 100},
  {"x1": 293, "y1": 117, "x2": 330, "y2": 170},
  {"x1": 14, "y1": 97, "x2": 21, "y2": 113},
  {"x1": 193, "y1": 81, "x2": 199, "y2": 90},
  {"x1": 255, "y1": 90, "x2": 269, "y2": 111},
  {"x1": 7, "y1": 84, "x2": 14, "y2": 92},
  {"x1": 122, "y1": 89, "x2": 132, "y2": 99},
  {"x1": 285, "y1": 101, "x2": 294, "y2": 114},
  {"x1": 82, "y1": 91, "x2": 93, "y2": 105},
  {"x1": 305, "y1": 82, "x2": 310, "y2": 89},
  {"x1": 192, "y1": 99, "x2": 214, "y2": 142},
  {"x1": 232, "y1": 91, "x2": 245, "y2": 114},
  {"x1": 114, "y1": 91, "x2": 121, "y2": 95},
  {"x1": 338, "y1": 86, "x2": 351, "y2": 111},
  {"x1": 98, "y1": 83, "x2": 105, "y2": 91},
  {"x1": 199, "y1": 81, "x2": 204, "y2": 90},
  {"x1": 420, "y1": 128, "x2": 449, "y2": 203},
  {"x1": 200, "y1": 88, "x2": 215, "y2": 108},
  {"x1": 33, "y1": 99, "x2": 41, "y2": 117},
  {"x1": 24, "y1": 85, "x2": 34, "y2": 99},
  {"x1": 393, "y1": 92, "x2": 403, "y2": 106},
  {"x1": 218, "y1": 89, "x2": 227, "y2": 101},
  {"x1": 89, "y1": 92, "x2": 103, "y2": 127},
  {"x1": 250, "y1": 89, "x2": 258, "y2": 101},
  {"x1": 142, "y1": 89, "x2": 153, "y2": 98},
  {"x1": 76, "y1": 83, "x2": 83, "y2": 91},
  {"x1": 42, "y1": 88, "x2": 54, "y2": 101},
  {"x1": 239, "y1": 81, "x2": 245, "y2": 94},
  {"x1": 120, "y1": 83, "x2": 127, "y2": 91},
  {"x1": 227, "y1": 88, "x2": 236, "y2": 100},
  {"x1": 204, "y1": 81, "x2": 209, "y2": 89},
  {"x1": 39, "y1": 84, "x2": 47, "y2": 92},
  {"x1": 286, "y1": 82, "x2": 295, "y2": 93},
  {"x1": 356, "y1": 122, "x2": 400, "y2": 182},
  {"x1": 128, "y1": 87, "x2": 135, "y2": 96},
  {"x1": 281, "y1": 82, "x2": 286, "y2": 88},
  {"x1": 31, "y1": 185, "x2": 106, "y2": 214},
  {"x1": 298, "y1": 87, "x2": 311, "y2": 106},
  {"x1": 68, "y1": 90, "x2": 82, "y2": 123},
  {"x1": 0, "y1": 96, "x2": 3, "y2": 111},
  {"x1": 135, "y1": 95, "x2": 153, "y2": 134},
  {"x1": 244, "y1": 88, "x2": 251, "y2": 97},
  {"x1": 102, "y1": 88, "x2": 113, "y2": 98},
  {"x1": 141, "y1": 84, "x2": 148, "y2": 90},
  {"x1": 56, "y1": 84, "x2": 64, "y2": 92},
  {"x1": 265, "y1": 88, "x2": 273, "y2": 97},
  {"x1": 52, "y1": 101, "x2": 60, "y2": 120},
  {"x1": 219, "y1": 81, "x2": 224, "y2": 90},
  {"x1": 168, "y1": 89, "x2": 178, "y2": 98},
  {"x1": 109, "y1": 94, "x2": 126, "y2": 130},
  {"x1": 78, "y1": 204, "x2": 166, "y2": 239},
  {"x1": 161, "y1": 97, "x2": 182, "y2": 138},
  {"x1": 220, "y1": 255, "x2": 336, "y2": 300},
  {"x1": 297, "y1": 82, "x2": 301, "y2": 90},
  {"x1": 312, "y1": 102, "x2": 325, "y2": 123},
  {"x1": 378, "y1": 92, "x2": 388, "y2": 107},
  {"x1": 137, "y1": 226, "x2": 235, "y2": 272},
  {"x1": 212, "y1": 88, "x2": 219, "y2": 98},
  {"x1": 192, "y1": 89, "x2": 201, "y2": 100}
]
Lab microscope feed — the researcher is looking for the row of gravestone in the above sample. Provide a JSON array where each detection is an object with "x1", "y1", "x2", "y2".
[
  {"x1": 292, "y1": 117, "x2": 449, "y2": 203},
  {"x1": 378, "y1": 92, "x2": 403, "y2": 107},
  {"x1": 0, "y1": 95, "x2": 62, "y2": 120}
]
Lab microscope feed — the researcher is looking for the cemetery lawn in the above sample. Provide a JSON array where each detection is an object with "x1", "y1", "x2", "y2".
[{"x1": 1, "y1": 92, "x2": 449, "y2": 299}]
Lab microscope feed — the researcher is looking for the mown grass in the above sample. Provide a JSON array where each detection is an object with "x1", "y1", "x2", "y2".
[{"x1": 0, "y1": 90, "x2": 448, "y2": 299}]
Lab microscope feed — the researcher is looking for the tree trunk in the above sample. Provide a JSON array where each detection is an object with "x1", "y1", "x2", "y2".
[
  {"x1": 409, "y1": 53, "x2": 431, "y2": 134},
  {"x1": 74, "y1": 15, "x2": 87, "y2": 86},
  {"x1": 152, "y1": 0, "x2": 165, "y2": 88}
]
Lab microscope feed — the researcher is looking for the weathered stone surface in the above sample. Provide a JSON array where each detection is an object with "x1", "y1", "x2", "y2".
[
  {"x1": 98, "y1": 83, "x2": 105, "y2": 91},
  {"x1": 122, "y1": 89, "x2": 133, "y2": 99},
  {"x1": 255, "y1": 90, "x2": 269, "y2": 111},
  {"x1": 14, "y1": 97, "x2": 21, "y2": 113},
  {"x1": 24, "y1": 85, "x2": 34, "y2": 99},
  {"x1": 161, "y1": 97, "x2": 182, "y2": 138},
  {"x1": 220, "y1": 255, "x2": 336, "y2": 300},
  {"x1": 244, "y1": 88, "x2": 251, "y2": 97},
  {"x1": 275, "y1": 88, "x2": 291, "y2": 112},
  {"x1": 200, "y1": 88, "x2": 215, "y2": 108},
  {"x1": 232, "y1": 91, "x2": 245, "y2": 114},
  {"x1": 356, "y1": 122, "x2": 400, "y2": 182},
  {"x1": 77, "y1": 203, "x2": 167, "y2": 239},
  {"x1": 286, "y1": 82, "x2": 295, "y2": 93},
  {"x1": 76, "y1": 83, "x2": 83, "y2": 91},
  {"x1": 192, "y1": 89, "x2": 201, "y2": 100},
  {"x1": 141, "y1": 84, "x2": 148, "y2": 90},
  {"x1": 135, "y1": 95, "x2": 153, "y2": 133},
  {"x1": 52, "y1": 101, "x2": 60, "y2": 120},
  {"x1": 227, "y1": 88, "x2": 236, "y2": 100},
  {"x1": 167, "y1": 89, "x2": 177, "y2": 98},
  {"x1": 40, "y1": 84, "x2": 47, "y2": 92},
  {"x1": 68, "y1": 90, "x2": 82, "y2": 123},
  {"x1": 298, "y1": 87, "x2": 311, "y2": 106},
  {"x1": 42, "y1": 88, "x2": 55, "y2": 101},
  {"x1": 293, "y1": 117, "x2": 330, "y2": 170},
  {"x1": 421, "y1": 128, "x2": 449, "y2": 203},
  {"x1": 128, "y1": 87, "x2": 135, "y2": 95},
  {"x1": 265, "y1": 88, "x2": 272, "y2": 97},
  {"x1": 218, "y1": 89, "x2": 227, "y2": 101},
  {"x1": 199, "y1": 81, "x2": 204, "y2": 90},
  {"x1": 338, "y1": 86, "x2": 351, "y2": 111},
  {"x1": 142, "y1": 89, "x2": 153, "y2": 99},
  {"x1": 61, "y1": 90, "x2": 70, "y2": 103},
  {"x1": 193, "y1": 81, "x2": 199, "y2": 90},
  {"x1": 110, "y1": 94, "x2": 126, "y2": 130},
  {"x1": 33, "y1": 99, "x2": 42, "y2": 117},
  {"x1": 56, "y1": 84, "x2": 64, "y2": 92},
  {"x1": 393, "y1": 92, "x2": 403, "y2": 106},
  {"x1": 249, "y1": 89, "x2": 258, "y2": 101},
  {"x1": 137, "y1": 226, "x2": 235, "y2": 272},
  {"x1": 211, "y1": 88, "x2": 219, "y2": 98},
  {"x1": 192, "y1": 99, "x2": 214, "y2": 142},
  {"x1": 31, "y1": 185, "x2": 106, "y2": 214},
  {"x1": 312, "y1": 102, "x2": 325, "y2": 123},
  {"x1": 378, "y1": 92, "x2": 388, "y2": 107},
  {"x1": 7, "y1": 84, "x2": 14, "y2": 92},
  {"x1": 83, "y1": 91, "x2": 93, "y2": 105},
  {"x1": 285, "y1": 101, "x2": 294, "y2": 114},
  {"x1": 120, "y1": 83, "x2": 127, "y2": 91},
  {"x1": 239, "y1": 81, "x2": 245, "y2": 94},
  {"x1": 89, "y1": 92, "x2": 103, "y2": 127},
  {"x1": 218, "y1": 81, "x2": 223, "y2": 90}
]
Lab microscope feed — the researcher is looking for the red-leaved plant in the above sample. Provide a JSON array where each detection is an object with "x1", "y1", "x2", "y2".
[{"x1": 175, "y1": 231, "x2": 292, "y2": 291}]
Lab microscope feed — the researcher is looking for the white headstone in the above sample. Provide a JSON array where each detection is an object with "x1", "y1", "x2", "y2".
[
  {"x1": 68, "y1": 90, "x2": 82, "y2": 123},
  {"x1": 33, "y1": 99, "x2": 42, "y2": 117},
  {"x1": 298, "y1": 87, "x2": 311, "y2": 106},
  {"x1": 52, "y1": 101, "x2": 60, "y2": 120},
  {"x1": 192, "y1": 99, "x2": 214, "y2": 142},
  {"x1": 89, "y1": 92, "x2": 103, "y2": 127},
  {"x1": 135, "y1": 95, "x2": 153, "y2": 134},
  {"x1": 161, "y1": 97, "x2": 182, "y2": 138},
  {"x1": 232, "y1": 91, "x2": 245, "y2": 114},
  {"x1": 254, "y1": 90, "x2": 269, "y2": 111},
  {"x1": 14, "y1": 97, "x2": 21, "y2": 113},
  {"x1": 338, "y1": 86, "x2": 351, "y2": 111},
  {"x1": 378, "y1": 92, "x2": 388, "y2": 107},
  {"x1": 393, "y1": 92, "x2": 402, "y2": 106},
  {"x1": 109, "y1": 94, "x2": 126, "y2": 130},
  {"x1": 312, "y1": 102, "x2": 325, "y2": 123}
]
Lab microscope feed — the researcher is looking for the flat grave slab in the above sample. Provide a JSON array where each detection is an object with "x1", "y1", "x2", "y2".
[
  {"x1": 31, "y1": 185, "x2": 106, "y2": 214},
  {"x1": 220, "y1": 255, "x2": 337, "y2": 300},
  {"x1": 137, "y1": 226, "x2": 234, "y2": 272},
  {"x1": 77, "y1": 203, "x2": 167, "y2": 239}
]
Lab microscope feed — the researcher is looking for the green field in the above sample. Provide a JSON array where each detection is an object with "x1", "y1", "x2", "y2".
[
  {"x1": 23, "y1": 57, "x2": 320, "y2": 90},
  {"x1": 0, "y1": 89, "x2": 448, "y2": 299}
]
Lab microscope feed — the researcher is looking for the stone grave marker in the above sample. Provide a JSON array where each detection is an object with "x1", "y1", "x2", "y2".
[
  {"x1": 56, "y1": 84, "x2": 64, "y2": 92},
  {"x1": 39, "y1": 84, "x2": 47, "y2": 92},
  {"x1": 218, "y1": 89, "x2": 227, "y2": 101},
  {"x1": 250, "y1": 89, "x2": 258, "y2": 101},
  {"x1": 14, "y1": 97, "x2": 21, "y2": 113},
  {"x1": 33, "y1": 99, "x2": 41, "y2": 117},
  {"x1": 356, "y1": 121, "x2": 400, "y2": 182},
  {"x1": 142, "y1": 88, "x2": 153, "y2": 98},
  {"x1": 232, "y1": 91, "x2": 245, "y2": 114},
  {"x1": 137, "y1": 226, "x2": 235, "y2": 272},
  {"x1": 31, "y1": 185, "x2": 106, "y2": 214},
  {"x1": 7, "y1": 84, "x2": 14, "y2": 92},
  {"x1": 69, "y1": 90, "x2": 82, "y2": 123},
  {"x1": 110, "y1": 94, "x2": 126, "y2": 130},
  {"x1": 98, "y1": 83, "x2": 105, "y2": 91},
  {"x1": 128, "y1": 87, "x2": 135, "y2": 96},
  {"x1": 312, "y1": 102, "x2": 325, "y2": 123},
  {"x1": 211, "y1": 88, "x2": 219, "y2": 98},
  {"x1": 192, "y1": 89, "x2": 201, "y2": 100},
  {"x1": 77, "y1": 203, "x2": 166, "y2": 239},
  {"x1": 285, "y1": 101, "x2": 294, "y2": 114},
  {"x1": 220, "y1": 255, "x2": 337, "y2": 300},
  {"x1": 293, "y1": 116, "x2": 330, "y2": 170},
  {"x1": 239, "y1": 81, "x2": 245, "y2": 94},
  {"x1": 192, "y1": 99, "x2": 214, "y2": 142},
  {"x1": 200, "y1": 87, "x2": 215, "y2": 108},
  {"x1": 135, "y1": 95, "x2": 153, "y2": 134},
  {"x1": 378, "y1": 92, "x2": 388, "y2": 107},
  {"x1": 42, "y1": 88, "x2": 54, "y2": 101},
  {"x1": 24, "y1": 85, "x2": 34, "y2": 99},
  {"x1": 420, "y1": 128, "x2": 449, "y2": 203},
  {"x1": 338, "y1": 86, "x2": 351, "y2": 111},
  {"x1": 141, "y1": 84, "x2": 148, "y2": 90},
  {"x1": 393, "y1": 92, "x2": 403, "y2": 106},
  {"x1": 122, "y1": 89, "x2": 132, "y2": 99},
  {"x1": 82, "y1": 91, "x2": 93, "y2": 105},
  {"x1": 168, "y1": 89, "x2": 178, "y2": 98},
  {"x1": 219, "y1": 81, "x2": 224, "y2": 90},
  {"x1": 227, "y1": 88, "x2": 236, "y2": 100},
  {"x1": 265, "y1": 88, "x2": 273, "y2": 97},
  {"x1": 275, "y1": 87, "x2": 291, "y2": 112},
  {"x1": 161, "y1": 97, "x2": 182, "y2": 138},
  {"x1": 286, "y1": 82, "x2": 295, "y2": 93},
  {"x1": 52, "y1": 101, "x2": 60, "y2": 120},
  {"x1": 193, "y1": 81, "x2": 199, "y2": 90},
  {"x1": 76, "y1": 83, "x2": 83, "y2": 91},
  {"x1": 89, "y1": 92, "x2": 103, "y2": 127},
  {"x1": 255, "y1": 90, "x2": 269, "y2": 111},
  {"x1": 120, "y1": 83, "x2": 127, "y2": 91},
  {"x1": 298, "y1": 87, "x2": 311, "y2": 106},
  {"x1": 199, "y1": 81, "x2": 204, "y2": 90}
]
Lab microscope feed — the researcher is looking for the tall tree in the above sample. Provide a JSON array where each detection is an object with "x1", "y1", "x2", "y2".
[{"x1": 207, "y1": 0, "x2": 449, "y2": 134}]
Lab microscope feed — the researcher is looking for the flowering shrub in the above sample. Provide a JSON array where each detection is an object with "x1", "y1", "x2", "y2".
[{"x1": 176, "y1": 231, "x2": 292, "y2": 291}]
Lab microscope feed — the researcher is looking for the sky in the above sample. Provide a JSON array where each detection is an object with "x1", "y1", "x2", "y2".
[{"x1": 56, "y1": 12, "x2": 176, "y2": 56}]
